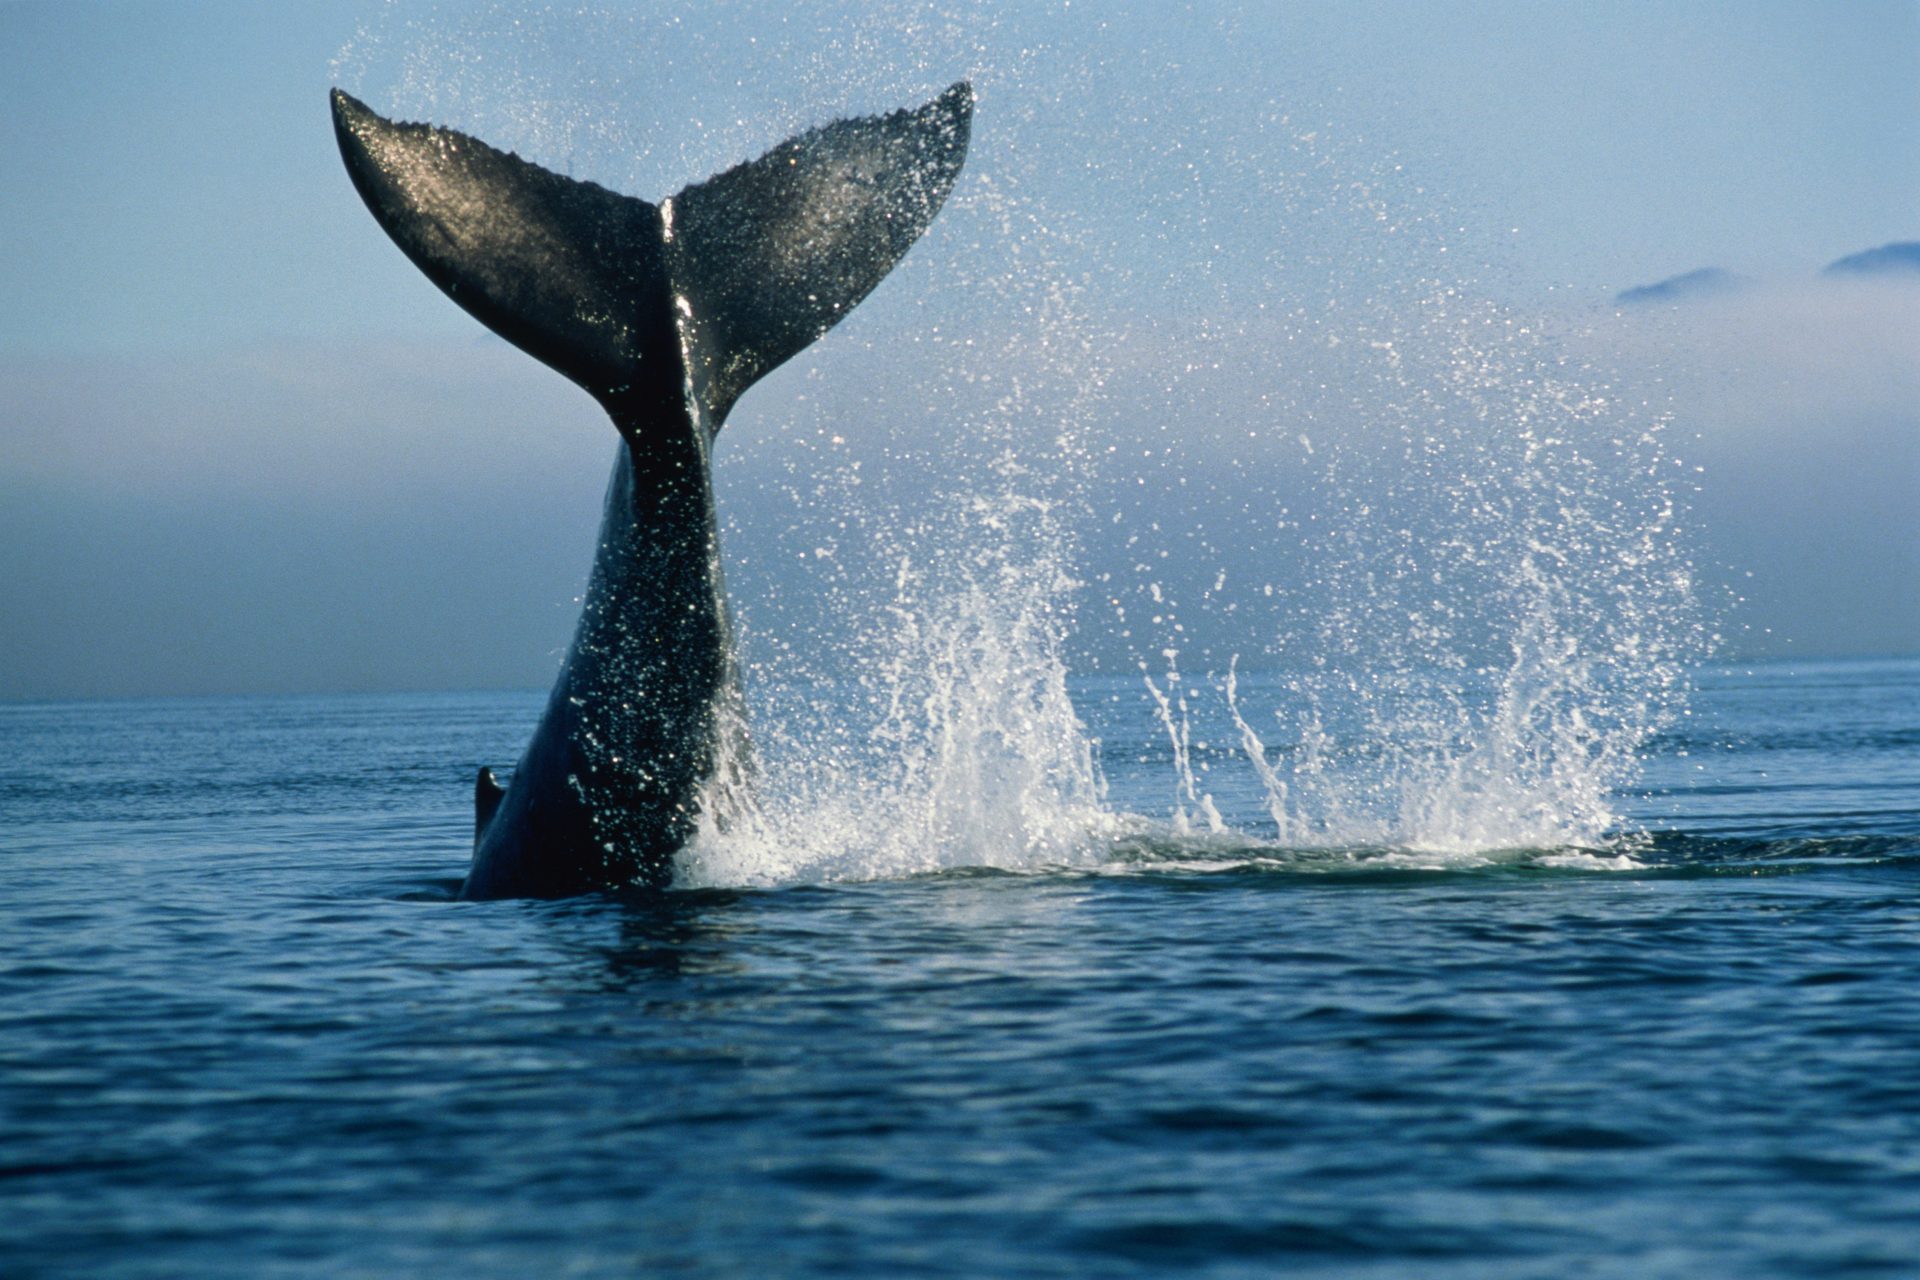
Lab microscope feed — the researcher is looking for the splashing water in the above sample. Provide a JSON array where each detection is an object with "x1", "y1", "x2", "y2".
[
  {"x1": 684, "y1": 177, "x2": 1119, "y2": 887},
  {"x1": 1074, "y1": 100, "x2": 1707, "y2": 864},
  {"x1": 1243, "y1": 281, "x2": 1698, "y2": 858},
  {"x1": 682, "y1": 516, "x2": 1113, "y2": 888},
  {"x1": 1134, "y1": 277, "x2": 1702, "y2": 861},
  {"x1": 338, "y1": 4, "x2": 1707, "y2": 884}
]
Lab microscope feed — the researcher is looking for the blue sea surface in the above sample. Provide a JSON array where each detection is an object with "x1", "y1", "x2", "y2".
[{"x1": 3, "y1": 657, "x2": 1918, "y2": 1278}]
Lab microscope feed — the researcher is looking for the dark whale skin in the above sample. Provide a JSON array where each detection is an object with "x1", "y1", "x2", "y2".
[{"x1": 330, "y1": 85, "x2": 972, "y2": 897}]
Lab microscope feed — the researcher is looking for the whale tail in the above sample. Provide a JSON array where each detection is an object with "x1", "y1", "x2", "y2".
[{"x1": 329, "y1": 84, "x2": 973, "y2": 427}]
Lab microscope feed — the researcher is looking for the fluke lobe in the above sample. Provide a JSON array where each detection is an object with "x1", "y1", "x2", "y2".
[{"x1": 330, "y1": 84, "x2": 973, "y2": 899}]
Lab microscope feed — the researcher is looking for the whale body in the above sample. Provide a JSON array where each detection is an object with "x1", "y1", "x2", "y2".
[{"x1": 330, "y1": 84, "x2": 973, "y2": 898}]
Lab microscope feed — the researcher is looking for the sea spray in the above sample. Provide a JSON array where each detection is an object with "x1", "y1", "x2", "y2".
[
  {"x1": 1036, "y1": 62, "x2": 1711, "y2": 860},
  {"x1": 682, "y1": 178, "x2": 1118, "y2": 887},
  {"x1": 682, "y1": 489, "x2": 1113, "y2": 888},
  {"x1": 337, "y1": 4, "x2": 1708, "y2": 882},
  {"x1": 700, "y1": 110, "x2": 1705, "y2": 879},
  {"x1": 1171, "y1": 282, "x2": 1702, "y2": 857},
  {"x1": 1143, "y1": 652, "x2": 1225, "y2": 837}
]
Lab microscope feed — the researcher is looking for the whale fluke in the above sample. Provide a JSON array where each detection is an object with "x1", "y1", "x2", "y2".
[
  {"x1": 332, "y1": 84, "x2": 973, "y2": 898},
  {"x1": 329, "y1": 84, "x2": 972, "y2": 427},
  {"x1": 664, "y1": 82, "x2": 973, "y2": 425}
]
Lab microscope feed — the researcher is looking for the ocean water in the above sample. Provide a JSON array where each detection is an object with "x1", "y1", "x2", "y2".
[
  {"x1": 9, "y1": 13, "x2": 1914, "y2": 1275},
  {"x1": 3, "y1": 655, "x2": 1917, "y2": 1279}
]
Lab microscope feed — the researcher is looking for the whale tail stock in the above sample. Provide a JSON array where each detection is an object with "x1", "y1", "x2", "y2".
[
  {"x1": 328, "y1": 83, "x2": 974, "y2": 431},
  {"x1": 332, "y1": 84, "x2": 972, "y2": 896}
]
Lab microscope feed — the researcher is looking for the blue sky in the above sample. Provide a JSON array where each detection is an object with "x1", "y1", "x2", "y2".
[{"x1": 1, "y1": 1, "x2": 1915, "y2": 697}]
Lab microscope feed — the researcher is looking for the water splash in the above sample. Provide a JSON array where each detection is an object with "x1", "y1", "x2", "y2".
[
  {"x1": 1078, "y1": 104, "x2": 1707, "y2": 861},
  {"x1": 684, "y1": 172, "x2": 1118, "y2": 886},
  {"x1": 1248, "y1": 284, "x2": 1699, "y2": 856},
  {"x1": 339, "y1": 4, "x2": 1707, "y2": 884},
  {"x1": 1134, "y1": 281, "x2": 1702, "y2": 860},
  {"x1": 681, "y1": 517, "x2": 1113, "y2": 887},
  {"x1": 1142, "y1": 653, "x2": 1224, "y2": 837}
]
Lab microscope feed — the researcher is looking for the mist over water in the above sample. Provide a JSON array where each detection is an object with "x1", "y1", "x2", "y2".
[{"x1": 335, "y1": 3, "x2": 1707, "y2": 886}]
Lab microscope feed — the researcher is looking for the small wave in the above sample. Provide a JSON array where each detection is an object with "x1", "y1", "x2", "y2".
[
  {"x1": 683, "y1": 797, "x2": 1654, "y2": 889},
  {"x1": 1101, "y1": 823, "x2": 1647, "y2": 876},
  {"x1": 1630, "y1": 831, "x2": 1920, "y2": 872}
]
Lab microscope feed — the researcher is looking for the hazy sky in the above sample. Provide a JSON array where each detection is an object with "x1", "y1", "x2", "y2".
[{"x1": 1, "y1": 0, "x2": 1915, "y2": 698}]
